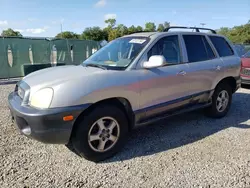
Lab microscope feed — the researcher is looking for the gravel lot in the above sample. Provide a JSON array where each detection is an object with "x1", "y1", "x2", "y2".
[{"x1": 1, "y1": 84, "x2": 250, "y2": 188}]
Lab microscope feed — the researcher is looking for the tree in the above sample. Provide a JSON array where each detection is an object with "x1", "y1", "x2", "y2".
[
  {"x1": 164, "y1": 22, "x2": 170, "y2": 29},
  {"x1": 117, "y1": 24, "x2": 128, "y2": 37},
  {"x1": 108, "y1": 29, "x2": 119, "y2": 41},
  {"x1": 105, "y1": 19, "x2": 116, "y2": 29},
  {"x1": 128, "y1": 25, "x2": 137, "y2": 34},
  {"x1": 217, "y1": 27, "x2": 231, "y2": 38},
  {"x1": 157, "y1": 24, "x2": 165, "y2": 32},
  {"x1": 81, "y1": 27, "x2": 107, "y2": 41},
  {"x1": 136, "y1": 26, "x2": 143, "y2": 32},
  {"x1": 1, "y1": 28, "x2": 22, "y2": 37},
  {"x1": 144, "y1": 22, "x2": 156, "y2": 32},
  {"x1": 217, "y1": 21, "x2": 250, "y2": 44},
  {"x1": 55, "y1": 31, "x2": 79, "y2": 39}
]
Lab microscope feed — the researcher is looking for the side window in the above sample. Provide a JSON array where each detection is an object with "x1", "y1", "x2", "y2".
[
  {"x1": 147, "y1": 35, "x2": 181, "y2": 64},
  {"x1": 209, "y1": 36, "x2": 234, "y2": 57},
  {"x1": 183, "y1": 35, "x2": 215, "y2": 63}
]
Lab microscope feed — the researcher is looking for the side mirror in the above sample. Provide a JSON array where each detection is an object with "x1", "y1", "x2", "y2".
[{"x1": 142, "y1": 55, "x2": 166, "y2": 69}]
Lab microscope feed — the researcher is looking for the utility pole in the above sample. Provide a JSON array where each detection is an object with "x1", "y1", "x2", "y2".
[{"x1": 60, "y1": 23, "x2": 63, "y2": 38}]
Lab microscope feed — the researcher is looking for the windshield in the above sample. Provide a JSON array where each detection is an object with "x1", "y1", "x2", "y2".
[
  {"x1": 244, "y1": 50, "x2": 250, "y2": 58},
  {"x1": 234, "y1": 44, "x2": 247, "y2": 57},
  {"x1": 82, "y1": 36, "x2": 150, "y2": 69}
]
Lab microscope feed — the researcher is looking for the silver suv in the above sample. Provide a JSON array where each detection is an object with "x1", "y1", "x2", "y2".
[{"x1": 8, "y1": 27, "x2": 241, "y2": 162}]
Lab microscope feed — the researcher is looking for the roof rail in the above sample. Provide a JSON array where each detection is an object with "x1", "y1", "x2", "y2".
[{"x1": 164, "y1": 26, "x2": 217, "y2": 34}]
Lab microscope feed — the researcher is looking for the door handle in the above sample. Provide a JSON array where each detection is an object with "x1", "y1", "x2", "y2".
[
  {"x1": 178, "y1": 70, "x2": 186, "y2": 76},
  {"x1": 215, "y1": 66, "x2": 221, "y2": 71}
]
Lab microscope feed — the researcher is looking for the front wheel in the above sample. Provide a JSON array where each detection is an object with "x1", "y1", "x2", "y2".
[
  {"x1": 205, "y1": 82, "x2": 232, "y2": 118},
  {"x1": 69, "y1": 104, "x2": 129, "y2": 162}
]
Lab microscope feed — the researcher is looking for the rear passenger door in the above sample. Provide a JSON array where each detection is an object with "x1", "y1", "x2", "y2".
[
  {"x1": 208, "y1": 35, "x2": 240, "y2": 78},
  {"x1": 181, "y1": 34, "x2": 222, "y2": 100}
]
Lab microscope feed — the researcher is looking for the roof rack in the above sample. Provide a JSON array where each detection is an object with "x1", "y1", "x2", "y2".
[{"x1": 164, "y1": 26, "x2": 217, "y2": 34}]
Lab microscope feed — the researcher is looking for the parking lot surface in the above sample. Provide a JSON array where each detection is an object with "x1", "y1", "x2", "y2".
[{"x1": 1, "y1": 84, "x2": 250, "y2": 188}]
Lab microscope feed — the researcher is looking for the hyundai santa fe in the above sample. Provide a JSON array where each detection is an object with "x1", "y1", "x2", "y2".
[{"x1": 8, "y1": 26, "x2": 241, "y2": 162}]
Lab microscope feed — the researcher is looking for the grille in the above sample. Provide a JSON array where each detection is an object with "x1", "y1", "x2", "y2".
[{"x1": 241, "y1": 68, "x2": 250, "y2": 76}]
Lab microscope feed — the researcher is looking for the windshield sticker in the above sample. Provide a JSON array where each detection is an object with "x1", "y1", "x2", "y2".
[{"x1": 129, "y1": 39, "x2": 146, "y2": 44}]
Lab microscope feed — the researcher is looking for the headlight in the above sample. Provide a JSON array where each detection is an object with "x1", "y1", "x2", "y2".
[{"x1": 30, "y1": 88, "x2": 54, "y2": 109}]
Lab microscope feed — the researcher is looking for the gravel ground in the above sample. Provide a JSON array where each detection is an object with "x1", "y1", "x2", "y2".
[{"x1": 1, "y1": 84, "x2": 250, "y2": 188}]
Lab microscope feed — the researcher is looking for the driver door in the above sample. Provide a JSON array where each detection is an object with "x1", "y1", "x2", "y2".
[{"x1": 137, "y1": 35, "x2": 191, "y2": 120}]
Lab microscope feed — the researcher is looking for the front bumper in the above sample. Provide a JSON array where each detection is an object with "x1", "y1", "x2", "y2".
[{"x1": 8, "y1": 91, "x2": 91, "y2": 144}]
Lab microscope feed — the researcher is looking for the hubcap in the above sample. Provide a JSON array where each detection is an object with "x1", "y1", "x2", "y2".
[
  {"x1": 88, "y1": 117, "x2": 120, "y2": 153},
  {"x1": 216, "y1": 90, "x2": 229, "y2": 112}
]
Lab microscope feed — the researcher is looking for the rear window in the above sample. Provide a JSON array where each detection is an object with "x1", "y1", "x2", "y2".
[
  {"x1": 209, "y1": 36, "x2": 234, "y2": 57},
  {"x1": 183, "y1": 35, "x2": 215, "y2": 62}
]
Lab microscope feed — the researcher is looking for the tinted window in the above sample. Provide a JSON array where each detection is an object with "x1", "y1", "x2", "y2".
[
  {"x1": 148, "y1": 35, "x2": 181, "y2": 64},
  {"x1": 209, "y1": 36, "x2": 234, "y2": 57},
  {"x1": 183, "y1": 35, "x2": 215, "y2": 62}
]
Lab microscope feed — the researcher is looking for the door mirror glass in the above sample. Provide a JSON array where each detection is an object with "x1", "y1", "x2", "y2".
[{"x1": 142, "y1": 55, "x2": 166, "y2": 68}]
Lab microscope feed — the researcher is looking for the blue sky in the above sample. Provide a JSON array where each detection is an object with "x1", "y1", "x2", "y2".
[{"x1": 0, "y1": 0, "x2": 249, "y2": 37}]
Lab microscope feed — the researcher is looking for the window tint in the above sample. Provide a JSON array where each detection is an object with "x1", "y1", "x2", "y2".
[
  {"x1": 148, "y1": 35, "x2": 181, "y2": 64},
  {"x1": 183, "y1": 35, "x2": 215, "y2": 62},
  {"x1": 209, "y1": 36, "x2": 234, "y2": 57}
]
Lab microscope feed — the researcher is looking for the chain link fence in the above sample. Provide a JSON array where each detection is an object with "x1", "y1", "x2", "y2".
[{"x1": 0, "y1": 37, "x2": 101, "y2": 79}]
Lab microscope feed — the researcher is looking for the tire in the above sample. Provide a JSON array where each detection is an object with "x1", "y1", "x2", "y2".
[
  {"x1": 205, "y1": 82, "x2": 232, "y2": 118},
  {"x1": 69, "y1": 104, "x2": 129, "y2": 162}
]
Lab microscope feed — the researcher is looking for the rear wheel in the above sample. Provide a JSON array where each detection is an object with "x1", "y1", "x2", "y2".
[
  {"x1": 205, "y1": 82, "x2": 232, "y2": 118},
  {"x1": 69, "y1": 104, "x2": 128, "y2": 162}
]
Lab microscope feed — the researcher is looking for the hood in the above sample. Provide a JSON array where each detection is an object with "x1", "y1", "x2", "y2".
[
  {"x1": 241, "y1": 57, "x2": 250, "y2": 68},
  {"x1": 23, "y1": 65, "x2": 104, "y2": 87}
]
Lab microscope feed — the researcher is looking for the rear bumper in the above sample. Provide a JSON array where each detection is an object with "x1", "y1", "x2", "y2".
[{"x1": 8, "y1": 92, "x2": 91, "y2": 144}]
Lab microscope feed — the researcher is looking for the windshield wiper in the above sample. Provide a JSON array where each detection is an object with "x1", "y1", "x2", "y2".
[{"x1": 84, "y1": 63, "x2": 107, "y2": 70}]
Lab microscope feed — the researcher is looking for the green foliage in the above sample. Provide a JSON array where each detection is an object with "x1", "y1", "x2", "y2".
[
  {"x1": 81, "y1": 27, "x2": 107, "y2": 41},
  {"x1": 105, "y1": 19, "x2": 116, "y2": 29},
  {"x1": 145, "y1": 22, "x2": 156, "y2": 32},
  {"x1": 136, "y1": 26, "x2": 143, "y2": 32},
  {"x1": 157, "y1": 24, "x2": 165, "y2": 32},
  {"x1": 53, "y1": 20, "x2": 172, "y2": 41},
  {"x1": 128, "y1": 25, "x2": 137, "y2": 34},
  {"x1": 1, "y1": 28, "x2": 22, "y2": 37},
  {"x1": 217, "y1": 21, "x2": 250, "y2": 44},
  {"x1": 52, "y1": 19, "x2": 249, "y2": 43},
  {"x1": 55, "y1": 31, "x2": 79, "y2": 39},
  {"x1": 116, "y1": 24, "x2": 128, "y2": 37}
]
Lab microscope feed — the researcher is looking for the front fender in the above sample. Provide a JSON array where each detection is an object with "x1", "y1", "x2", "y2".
[{"x1": 49, "y1": 70, "x2": 141, "y2": 111}]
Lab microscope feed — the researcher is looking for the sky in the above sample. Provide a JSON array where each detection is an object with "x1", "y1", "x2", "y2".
[{"x1": 0, "y1": 0, "x2": 249, "y2": 37}]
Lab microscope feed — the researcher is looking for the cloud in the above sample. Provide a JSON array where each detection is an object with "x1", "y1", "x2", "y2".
[
  {"x1": 95, "y1": 0, "x2": 106, "y2": 7},
  {"x1": 51, "y1": 18, "x2": 64, "y2": 25},
  {"x1": 14, "y1": 29, "x2": 24, "y2": 33},
  {"x1": 172, "y1": 10, "x2": 177, "y2": 15},
  {"x1": 0, "y1": 20, "x2": 8, "y2": 26},
  {"x1": 212, "y1": 16, "x2": 229, "y2": 20},
  {"x1": 27, "y1": 18, "x2": 37, "y2": 22},
  {"x1": 104, "y1": 13, "x2": 117, "y2": 20},
  {"x1": 26, "y1": 26, "x2": 49, "y2": 34},
  {"x1": 26, "y1": 28, "x2": 45, "y2": 34}
]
